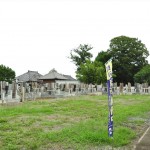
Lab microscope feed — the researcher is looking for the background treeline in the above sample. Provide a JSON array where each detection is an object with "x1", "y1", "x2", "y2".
[
  {"x1": 0, "y1": 35, "x2": 150, "y2": 85},
  {"x1": 0, "y1": 65, "x2": 15, "y2": 83},
  {"x1": 69, "y1": 35, "x2": 150, "y2": 85}
]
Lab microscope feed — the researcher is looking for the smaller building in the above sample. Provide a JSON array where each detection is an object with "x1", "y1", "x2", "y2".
[
  {"x1": 39, "y1": 69, "x2": 68, "y2": 83},
  {"x1": 56, "y1": 74, "x2": 80, "y2": 92},
  {"x1": 16, "y1": 70, "x2": 43, "y2": 89},
  {"x1": 56, "y1": 74, "x2": 79, "y2": 85},
  {"x1": 39, "y1": 69, "x2": 79, "y2": 92}
]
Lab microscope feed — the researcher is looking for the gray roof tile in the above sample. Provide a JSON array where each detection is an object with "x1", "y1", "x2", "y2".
[
  {"x1": 16, "y1": 70, "x2": 42, "y2": 82},
  {"x1": 39, "y1": 69, "x2": 67, "y2": 80},
  {"x1": 63, "y1": 75, "x2": 77, "y2": 81}
]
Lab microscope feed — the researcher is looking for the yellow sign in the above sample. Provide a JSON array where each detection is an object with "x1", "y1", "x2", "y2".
[{"x1": 105, "y1": 59, "x2": 112, "y2": 80}]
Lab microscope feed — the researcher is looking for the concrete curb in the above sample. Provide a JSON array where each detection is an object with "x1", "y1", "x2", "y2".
[{"x1": 134, "y1": 126, "x2": 150, "y2": 150}]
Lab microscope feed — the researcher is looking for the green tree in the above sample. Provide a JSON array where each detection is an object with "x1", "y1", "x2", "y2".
[
  {"x1": 107, "y1": 36, "x2": 149, "y2": 84},
  {"x1": 69, "y1": 44, "x2": 93, "y2": 71},
  {"x1": 95, "y1": 51, "x2": 111, "y2": 65},
  {"x1": 0, "y1": 64, "x2": 15, "y2": 83},
  {"x1": 76, "y1": 60, "x2": 106, "y2": 84},
  {"x1": 134, "y1": 65, "x2": 150, "y2": 84}
]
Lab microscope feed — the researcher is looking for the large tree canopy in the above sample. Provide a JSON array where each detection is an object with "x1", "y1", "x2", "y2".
[
  {"x1": 0, "y1": 64, "x2": 15, "y2": 83},
  {"x1": 69, "y1": 44, "x2": 93, "y2": 71},
  {"x1": 96, "y1": 36, "x2": 149, "y2": 84},
  {"x1": 134, "y1": 65, "x2": 150, "y2": 84},
  {"x1": 76, "y1": 60, "x2": 106, "y2": 84},
  {"x1": 95, "y1": 51, "x2": 111, "y2": 65}
]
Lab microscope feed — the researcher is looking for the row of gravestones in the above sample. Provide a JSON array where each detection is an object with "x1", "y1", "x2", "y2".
[
  {"x1": 106, "y1": 83, "x2": 150, "y2": 94},
  {"x1": 24, "y1": 83, "x2": 98, "y2": 99},
  {"x1": 23, "y1": 83, "x2": 96, "y2": 92},
  {"x1": 0, "y1": 81, "x2": 21, "y2": 103},
  {"x1": 1, "y1": 81, "x2": 150, "y2": 103},
  {"x1": 24, "y1": 82, "x2": 150, "y2": 99},
  {"x1": 24, "y1": 82, "x2": 149, "y2": 96}
]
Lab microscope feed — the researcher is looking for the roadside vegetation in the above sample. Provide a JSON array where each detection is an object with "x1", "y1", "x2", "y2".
[{"x1": 0, "y1": 95, "x2": 150, "y2": 150}]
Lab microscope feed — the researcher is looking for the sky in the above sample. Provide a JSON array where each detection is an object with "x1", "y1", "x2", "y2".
[{"x1": 0, "y1": 0, "x2": 150, "y2": 78}]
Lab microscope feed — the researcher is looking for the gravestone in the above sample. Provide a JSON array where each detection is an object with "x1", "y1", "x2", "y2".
[
  {"x1": 60, "y1": 84, "x2": 65, "y2": 91},
  {"x1": 142, "y1": 83, "x2": 148, "y2": 94},
  {"x1": 0, "y1": 81, "x2": 2, "y2": 99},
  {"x1": 75, "y1": 84, "x2": 80, "y2": 93},
  {"x1": 113, "y1": 82, "x2": 117, "y2": 94},
  {"x1": 97, "y1": 85, "x2": 102, "y2": 92},
  {"x1": 65, "y1": 83, "x2": 69, "y2": 92},
  {"x1": 1, "y1": 92, "x2": 5, "y2": 104},
  {"x1": 7, "y1": 90, "x2": 12, "y2": 100},
  {"x1": 131, "y1": 86, "x2": 136, "y2": 94},
  {"x1": 128, "y1": 82, "x2": 131, "y2": 93},
  {"x1": 5, "y1": 82, "x2": 9, "y2": 95},
  {"x1": 135, "y1": 83, "x2": 140, "y2": 93},
  {"x1": 88, "y1": 84, "x2": 92, "y2": 93},
  {"x1": 119, "y1": 83, "x2": 124, "y2": 94},
  {"x1": 123, "y1": 84, "x2": 128, "y2": 94}
]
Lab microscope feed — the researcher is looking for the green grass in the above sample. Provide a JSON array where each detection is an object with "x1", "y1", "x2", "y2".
[{"x1": 0, "y1": 95, "x2": 150, "y2": 149}]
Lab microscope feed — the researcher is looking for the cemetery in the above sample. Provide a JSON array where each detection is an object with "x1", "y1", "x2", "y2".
[
  {"x1": 0, "y1": 40, "x2": 150, "y2": 149},
  {"x1": 0, "y1": 68, "x2": 150, "y2": 149},
  {"x1": 0, "y1": 68, "x2": 150, "y2": 104},
  {"x1": 1, "y1": 67, "x2": 150, "y2": 149},
  {"x1": 1, "y1": 0, "x2": 150, "y2": 148},
  {"x1": 0, "y1": 78, "x2": 150, "y2": 104}
]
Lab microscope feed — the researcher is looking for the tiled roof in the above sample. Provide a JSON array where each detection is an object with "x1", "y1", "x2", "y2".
[
  {"x1": 39, "y1": 69, "x2": 67, "y2": 80},
  {"x1": 63, "y1": 75, "x2": 77, "y2": 81},
  {"x1": 16, "y1": 70, "x2": 42, "y2": 82}
]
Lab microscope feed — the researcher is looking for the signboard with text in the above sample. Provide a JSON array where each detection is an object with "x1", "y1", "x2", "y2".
[{"x1": 105, "y1": 59, "x2": 113, "y2": 137}]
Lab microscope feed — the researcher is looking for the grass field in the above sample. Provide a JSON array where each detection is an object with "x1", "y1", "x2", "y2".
[{"x1": 0, "y1": 95, "x2": 150, "y2": 150}]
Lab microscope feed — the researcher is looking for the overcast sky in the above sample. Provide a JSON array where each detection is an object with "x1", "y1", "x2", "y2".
[{"x1": 0, "y1": 0, "x2": 150, "y2": 78}]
